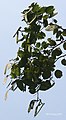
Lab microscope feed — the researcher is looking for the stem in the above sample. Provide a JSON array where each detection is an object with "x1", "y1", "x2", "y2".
[{"x1": 37, "y1": 92, "x2": 39, "y2": 101}]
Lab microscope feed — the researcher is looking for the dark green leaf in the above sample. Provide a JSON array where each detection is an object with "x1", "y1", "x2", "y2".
[
  {"x1": 46, "y1": 6, "x2": 54, "y2": 14},
  {"x1": 37, "y1": 31, "x2": 46, "y2": 39},
  {"x1": 36, "y1": 42, "x2": 40, "y2": 48},
  {"x1": 53, "y1": 28, "x2": 58, "y2": 35},
  {"x1": 36, "y1": 7, "x2": 46, "y2": 15},
  {"x1": 52, "y1": 48, "x2": 62, "y2": 57},
  {"x1": 34, "y1": 101, "x2": 45, "y2": 117},
  {"x1": 17, "y1": 80, "x2": 26, "y2": 91},
  {"x1": 42, "y1": 41, "x2": 48, "y2": 49},
  {"x1": 43, "y1": 19, "x2": 48, "y2": 27},
  {"x1": 62, "y1": 29, "x2": 66, "y2": 36},
  {"x1": 42, "y1": 70, "x2": 51, "y2": 79},
  {"x1": 47, "y1": 38, "x2": 56, "y2": 46},
  {"x1": 63, "y1": 42, "x2": 66, "y2": 50},
  {"x1": 28, "y1": 100, "x2": 36, "y2": 113},
  {"x1": 17, "y1": 49, "x2": 24, "y2": 58},
  {"x1": 53, "y1": 19, "x2": 57, "y2": 23},
  {"x1": 40, "y1": 80, "x2": 55, "y2": 91},
  {"x1": 61, "y1": 59, "x2": 66, "y2": 66},
  {"x1": 56, "y1": 31, "x2": 62, "y2": 38},
  {"x1": 54, "y1": 70, "x2": 62, "y2": 78}
]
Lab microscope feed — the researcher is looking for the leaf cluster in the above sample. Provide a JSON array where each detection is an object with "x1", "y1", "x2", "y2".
[{"x1": 4, "y1": 2, "x2": 66, "y2": 116}]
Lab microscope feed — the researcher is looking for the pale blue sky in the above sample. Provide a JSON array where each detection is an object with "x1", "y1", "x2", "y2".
[{"x1": 0, "y1": 0, "x2": 66, "y2": 120}]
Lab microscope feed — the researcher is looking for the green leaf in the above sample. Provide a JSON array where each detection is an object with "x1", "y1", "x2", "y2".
[
  {"x1": 47, "y1": 38, "x2": 56, "y2": 46},
  {"x1": 42, "y1": 41, "x2": 48, "y2": 49},
  {"x1": 43, "y1": 15, "x2": 49, "y2": 19},
  {"x1": 53, "y1": 28, "x2": 58, "y2": 35},
  {"x1": 11, "y1": 64, "x2": 20, "y2": 78},
  {"x1": 36, "y1": 42, "x2": 40, "y2": 48},
  {"x1": 52, "y1": 48, "x2": 62, "y2": 57},
  {"x1": 53, "y1": 19, "x2": 57, "y2": 23},
  {"x1": 37, "y1": 31, "x2": 46, "y2": 39},
  {"x1": 28, "y1": 100, "x2": 36, "y2": 113},
  {"x1": 56, "y1": 31, "x2": 62, "y2": 38},
  {"x1": 43, "y1": 19, "x2": 48, "y2": 27},
  {"x1": 17, "y1": 49, "x2": 24, "y2": 58},
  {"x1": 45, "y1": 24, "x2": 57, "y2": 31},
  {"x1": 54, "y1": 70, "x2": 62, "y2": 78},
  {"x1": 63, "y1": 42, "x2": 66, "y2": 50},
  {"x1": 29, "y1": 88, "x2": 36, "y2": 94},
  {"x1": 31, "y1": 3, "x2": 40, "y2": 13},
  {"x1": 61, "y1": 59, "x2": 66, "y2": 66},
  {"x1": 34, "y1": 101, "x2": 45, "y2": 117},
  {"x1": 40, "y1": 80, "x2": 55, "y2": 91},
  {"x1": 36, "y1": 7, "x2": 46, "y2": 15},
  {"x1": 46, "y1": 6, "x2": 54, "y2": 14},
  {"x1": 16, "y1": 80, "x2": 26, "y2": 91},
  {"x1": 42, "y1": 70, "x2": 51, "y2": 79},
  {"x1": 62, "y1": 29, "x2": 66, "y2": 36}
]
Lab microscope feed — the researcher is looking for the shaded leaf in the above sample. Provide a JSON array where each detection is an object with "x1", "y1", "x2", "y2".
[
  {"x1": 43, "y1": 19, "x2": 48, "y2": 27},
  {"x1": 53, "y1": 19, "x2": 57, "y2": 23},
  {"x1": 28, "y1": 100, "x2": 36, "y2": 113},
  {"x1": 36, "y1": 42, "x2": 40, "y2": 48},
  {"x1": 63, "y1": 42, "x2": 66, "y2": 50},
  {"x1": 61, "y1": 59, "x2": 66, "y2": 66},
  {"x1": 62, "y1": 29, "x2": 66, "y2": 36},
  {"x1": 52, "y1": 48, "x2": 62, "y2": 57},
  {"x1": 17, "y1": 80, "x2": 26, "y2": 91},
  {"x1": 42, "y1": 41, "x2": 48, "y2": 49},
  {"x1": 56, "y1": 31, "x2": 62, "y2": 38},
  {"x1": 40, "y1": 80, "x2": 55, "y2": 91},
  {"x1": 54, "y1": 70, "x2": 62, "y2": 78},
  {"x1": 47, "y1": 38, "x2": 56, "y2": 46},
  {"x1": 34, "y1": 100, "x2": 45, "y2": 117},
  {"x1": 42, "y1": 70, "x2": 51, "y2": 79},
  {"x1": 37, "y1": 31, "x2": 46, "y2": 39}
]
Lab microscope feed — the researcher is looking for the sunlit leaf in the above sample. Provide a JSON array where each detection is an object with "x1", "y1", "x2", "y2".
[
  {"x1": 45, "y1": 24, "x2": 57, "y2": 31},
  {"x1": 4, "y1": 90, "x2": 9, "y2": 101},
  {"x1": 46, "y1": 6, "x2": 54, "y2": 14},
  {"x1": 4, "y1": 63, "x2": 12, "y2": 74}
]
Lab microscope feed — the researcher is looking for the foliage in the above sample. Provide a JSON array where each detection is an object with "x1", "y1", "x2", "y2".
[{"x1": 4, "y1": 2, "x2": 66, "y2": 116}]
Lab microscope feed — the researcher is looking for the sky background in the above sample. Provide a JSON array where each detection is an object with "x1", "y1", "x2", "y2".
[{"x1": 0, "y1": 0, "x2": 66, "y2": 120}]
